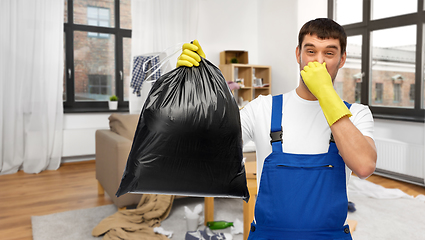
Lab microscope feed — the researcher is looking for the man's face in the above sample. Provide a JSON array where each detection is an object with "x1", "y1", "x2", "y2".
[{"x1": 296, "y1": 34, "x2": 346, "y2": 83}]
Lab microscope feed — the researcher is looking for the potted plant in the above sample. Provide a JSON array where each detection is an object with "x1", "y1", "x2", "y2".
[{"x1": 108, "y1": 95, "x2": 118, "y2": 110}]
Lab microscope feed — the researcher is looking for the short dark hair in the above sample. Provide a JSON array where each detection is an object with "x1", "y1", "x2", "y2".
[{"x1": 298, "y1": 18, "x2": 347, "y2": 55}]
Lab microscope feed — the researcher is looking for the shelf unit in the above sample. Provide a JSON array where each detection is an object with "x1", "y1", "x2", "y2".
[
  {"x1": 220, "y1": 50, "x2": 249, "y2": 64},
  {"x1": 219, "y1": 51, "x2": 271, "y2": 105},
  {"x1": 219, "y1": 63, "x2": 272, "y2": 104}
]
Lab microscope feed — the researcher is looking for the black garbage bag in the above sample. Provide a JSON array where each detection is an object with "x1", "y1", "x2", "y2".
[{"x1": 116, "y1": 57, "x2": 249, "y2": 202}]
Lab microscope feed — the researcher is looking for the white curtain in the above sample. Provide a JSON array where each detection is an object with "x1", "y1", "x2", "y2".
[
  {"x1": 129, "y1": 0, "x2": 199, "y2": 113},
  {"x1": 0, "y1": 0, "x2": 64, "y2": 174}
]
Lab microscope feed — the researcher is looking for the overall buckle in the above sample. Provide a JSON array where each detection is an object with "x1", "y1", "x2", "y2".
[
  {"x1": 270, "y1": 129, "x2": 283, "y2": 144},
  {"x1": 329, "y1": 133, "x2": 335, "y2": 143}
]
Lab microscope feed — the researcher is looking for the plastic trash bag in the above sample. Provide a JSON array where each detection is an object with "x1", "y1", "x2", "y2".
[{"x1": 116, "y1": 57, "x2": 249, "y2": 202}]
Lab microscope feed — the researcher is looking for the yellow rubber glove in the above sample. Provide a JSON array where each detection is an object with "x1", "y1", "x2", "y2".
[
  {"x1": 300, "y1": 61, "x2": 352, "y2": 126},
  {"x1": 176, "y1": 40, "x2": 206, "y2": 67}
]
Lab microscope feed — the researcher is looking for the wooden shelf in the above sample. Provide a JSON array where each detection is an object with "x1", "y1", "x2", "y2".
[
  {"x1": 219, "y1": 51, "x2": 271, "y2": 106},
  {"x1": 219, "y1": 64, "x2": 271, "y2": 106},
  {"x1": 220, "y1": 50, "x2": 248, "y2": 64}
]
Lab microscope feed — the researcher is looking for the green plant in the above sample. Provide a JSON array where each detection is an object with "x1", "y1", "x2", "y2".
[
  {"x1": 109, "y1": 95, "x2": 118, "y2": 101},
  {"x1": 230, "y1": 57, "x2": 239, "y2": 63}
]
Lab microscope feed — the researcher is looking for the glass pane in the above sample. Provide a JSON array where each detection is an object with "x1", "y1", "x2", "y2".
[
  {"x1": 123, "y1": 37, "x2": 132, "y2": 101},
  {"x1": 120, "y1": 0, "x2": 132, "y2": 29},
  {"x1": 64, "y1": 0, "x2": 68, "y2": 23},
  {"x1": 87, "y1": 6, "x2": 98, "y2": 19},
  {"x1": 372, "y1": 0, "x2": 417, "y2": 20},
  {"x1": 74, "y1": 31, "x2": 115, "y2": 101},
  {"x1": 370, "y1": 25, "x2": 416, "y2": 108},
  {"x1": 99, "y1": 8, "x2": 109, "y2": 20},
  {"x1": 74, "y1": 0, "x2": 114, "y2": 27},
  {"x1": 335, "y1": 35, "x2": 362, "y2": 104},
  {"x1": 423, "y1": 24, "x2": 425, "y2": 109},
  {"x1": 87, "y1": 19, "x2": 97, "y2": 26},
  {"x1": 99, "y1": 20, "x2": 109, "y2": 27},
  {"x1": 334, "y1": 0, "x2": 362, "y2": 26},
  {"x1": 63, "y1": 33, "x2": 67, "y2": 101}
]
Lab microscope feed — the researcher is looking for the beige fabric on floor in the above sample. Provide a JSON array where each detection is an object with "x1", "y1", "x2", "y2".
[{"x1": 92, "y1": 194, "x2": 175, "y2": 240}]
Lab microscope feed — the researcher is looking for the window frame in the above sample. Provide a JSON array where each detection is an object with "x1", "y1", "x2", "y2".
[
  {"x1": 329, "y1": 0, "x2": 425, "y2": 122},
  {"x1": 64, "y1": 0, "x2": 131, "y2": 113}
]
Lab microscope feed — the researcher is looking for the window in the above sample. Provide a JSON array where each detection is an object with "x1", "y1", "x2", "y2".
[
  {"x1": 88, "y1": 75, "x2": 112, "y2": 96},
  {"x1": 423, "y1": 23, "x2": 425, "y2": 109},
  {"x1": 335, "y1": 81, "x2": 343, "y2": 98},
  {"x1": 334, "y1": 35, "x2": 362, "y2": 103},
  {"x1": 371, "y1": 0, "x2": 417, "y2": 20},
  {"x1": 87, "y1": 6, "x2": 110, "y2": 38},
  {"x1": 410, "y1": 84, "x2": 415, "y2": 101},
  {"x1": 370, "y1": 26, "x2": 415, "y2": 108},
  {"x1": 375, "y1": 83, "x2": 383, "y2": 103},
  {"x1": 74, "y1": 31, "x2": 115, "y2": 101},
  {"x1": 334, "y1": 0, "x2": 362, "y2": 25},
  {"x1": 330, "y1": 0, "x2": 425, "y2": 121},
  {"x1": 64, "y1": 0, "x2": 131, "y2": 112},
  {"x1": 355, "y1": 82, "x2": 361, "y2": 103},
  {"x1": 393, "y1": 83, "x2": 401, "y2": 103},
  {"x1": 123, "y1": 37, "x2": 132, "y2": 101}
]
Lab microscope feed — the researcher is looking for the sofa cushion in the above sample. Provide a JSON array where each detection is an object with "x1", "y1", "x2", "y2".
[{"x1": 108, "y1": 114, "x2": 139, "y2": 140}]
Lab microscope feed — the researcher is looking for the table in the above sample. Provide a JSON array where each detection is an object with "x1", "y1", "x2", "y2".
[{"x1": 204, "y1": 161, "x2": 257, "y2": 240}]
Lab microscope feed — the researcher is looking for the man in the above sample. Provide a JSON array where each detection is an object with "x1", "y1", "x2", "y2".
[{"x1": 178, "y1": 18, "x2": 377, "y2": 240}]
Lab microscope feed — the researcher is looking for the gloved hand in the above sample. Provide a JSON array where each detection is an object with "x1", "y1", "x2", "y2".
[
  {"x1": 176, "y1": 40, "x2": 206, "y2": 67},
  {"x1": 300, "y1": 61, "x2": 352, "y2": 126}
]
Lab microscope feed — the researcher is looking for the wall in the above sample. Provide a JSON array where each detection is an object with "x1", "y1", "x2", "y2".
[
  {"x1": 257, "y1": 0, "x2": 299, "y2": 95},
  {"x1": 62, "y1": 113, "x2": 110, "y2": 159},
  {"x1": 197, "y1": 0, "x2": 259, "y2": 66},
  {"x1": 373, "y1": 118, "x2": 424, "y2": 183},
  {"x1": 256, "y1": 0, "x2": 328, "y2": 95}
]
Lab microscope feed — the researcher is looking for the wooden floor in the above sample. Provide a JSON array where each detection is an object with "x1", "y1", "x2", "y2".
[
  {"x1": 0, "y1": 160, "x2": 424, "y2": 240},
  {"x1": 0, "y1": 160, "x2": 112, "y2": 240}
]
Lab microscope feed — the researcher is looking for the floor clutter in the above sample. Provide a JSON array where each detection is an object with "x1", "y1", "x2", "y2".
[
  {"x1": 92, "y1": 194, "x2": 174, "y2": 240},
  {"x1": 185, "y1": 227, "x2": 228, "y2": 240},
  {"x1": 31, "y1": 176, "x2": 425, "y2": 240}
]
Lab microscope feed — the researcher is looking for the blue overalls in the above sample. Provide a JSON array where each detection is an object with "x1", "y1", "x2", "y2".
[{"x1": 248, "y1": 94, "x2": 353, "y2": 240}]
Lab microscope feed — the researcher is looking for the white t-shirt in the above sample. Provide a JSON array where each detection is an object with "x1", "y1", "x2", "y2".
[{"x1": 240, "y1": 89, "x2": 374, "y2": 188}]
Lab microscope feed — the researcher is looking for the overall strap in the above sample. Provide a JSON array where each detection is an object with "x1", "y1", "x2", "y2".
[
  {"x1": 270, "y1": 94, "x2": 283, "y2": 152},
  {"x1": 343, "y1": 101, "x2": 352, "y2": 109}
]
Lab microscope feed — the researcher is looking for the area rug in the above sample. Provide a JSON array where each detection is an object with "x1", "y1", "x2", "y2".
[
  {"x1": 32, "y1": 197, "x2": 244, "y2": 240},
  {"x1": 347, "y1": 176, "x2": 425, "y2": 240},
  {"x1": 32, "y1": 204, "x2": 117, "y2": 240},
  {"x1": 32, "y1": 177, "x2": 425, "y2": 240}
]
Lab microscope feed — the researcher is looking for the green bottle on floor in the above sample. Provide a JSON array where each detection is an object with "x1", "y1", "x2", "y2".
[{"x1": 206, "y1": 221, "x2": 234, "y2": 230}]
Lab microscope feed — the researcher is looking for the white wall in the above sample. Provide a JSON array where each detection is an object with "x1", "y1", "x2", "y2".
[
  {"x1": 62, "y1": 113, "x2": 110, "y2": 158},
  {"x1": 257, "y1": 0, "x2": 299, "y2": 95},
  {"x1": 256, "y1": 0, "x2": 328, "y2": 95},
  {"x1": 197, "y1": 0, "x2": 259, "y2": 66}
]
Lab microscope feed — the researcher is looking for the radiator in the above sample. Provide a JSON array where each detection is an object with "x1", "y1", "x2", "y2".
[{"x1": 375, "y1": 138, "x2": 424, "y2": 184}]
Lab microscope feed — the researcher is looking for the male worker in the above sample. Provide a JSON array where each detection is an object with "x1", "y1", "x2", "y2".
[{"x1": 177, "y1": 18, "x2": 377, "y2": 240}]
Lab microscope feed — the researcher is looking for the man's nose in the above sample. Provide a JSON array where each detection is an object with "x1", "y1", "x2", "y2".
[{"x1": 315, "y1": 54, "x2": 325, "y2": 64}]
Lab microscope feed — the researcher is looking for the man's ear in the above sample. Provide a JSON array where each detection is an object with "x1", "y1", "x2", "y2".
[
  {"x1": 296, "y1": 46, "x2": 300, "y2": 64},
  {"x1": 338, "y1": 51, "x2": 347, "y2": 69}
]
